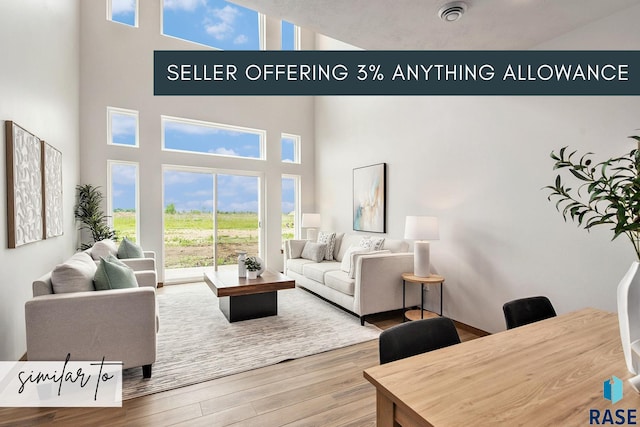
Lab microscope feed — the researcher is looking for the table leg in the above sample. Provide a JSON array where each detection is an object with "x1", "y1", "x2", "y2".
[
  {"x1": 440, "y1": 282, "x2": 443, "y2": 316},
  {"x1": 421, "y1": 283, "x2": 424, "y2": 319},
  {"x1": 402, "y1": 280, "x2": 406, "y2": 322},
  {"x1": 376, "y1": 390, "x2": 397, "y2": 427}
]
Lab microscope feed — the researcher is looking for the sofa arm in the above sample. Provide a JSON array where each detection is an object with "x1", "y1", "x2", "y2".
[
  {"x1": 134, "y1": 270, "x2": 157, "y2": 288},
  {"x1": 119, "y1": 257, "x2": 156, "y2": 272},
  {"x1": 25, "y1": 287, "x2": 157, "y2": 369},
  {"x1": 284, "y1": 240, "x2": 307, "y2": 260},
  {"x1": 353, "y1": 253, "x2": 419, "y2": 316}
]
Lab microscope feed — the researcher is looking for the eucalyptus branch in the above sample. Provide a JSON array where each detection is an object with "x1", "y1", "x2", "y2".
[{"x1": 545, "y1": 135, "x2": 640, "y2": 261}]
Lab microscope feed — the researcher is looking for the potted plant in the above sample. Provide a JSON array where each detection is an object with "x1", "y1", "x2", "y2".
[
  {"x1": 545, "y1": 133, "x2": 640, "y2": 376},
  {"x1": 75, "y1": 184, "x2": 117, "y2": 250},
  {"x1": 245, "y1": 256, "x2": 262, "y2": 279}
]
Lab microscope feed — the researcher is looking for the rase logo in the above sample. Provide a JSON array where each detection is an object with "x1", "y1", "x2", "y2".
[{"x1": 589, "y1": 376, "x2": 637, "y2": 425}]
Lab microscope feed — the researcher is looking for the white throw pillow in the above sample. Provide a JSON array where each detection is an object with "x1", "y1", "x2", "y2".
[
  {"x1": 359, "y1": 236, "x2": 385, "y2": 251},
  {"x1": 51, "y1": 252, "x2": 98, "y2": 294},
  {"x1": 340, "y1": 245, "x2": 369, "y2": 277},
  {"x1": 317, "y1": 231, "x2": 337, "y2": 260},
  {"x1": 90, "y1": 239, "x2": 118, "y2": 260},
  {"x1": 301, "y1": 242, "x2": 328, "y2": 263}
]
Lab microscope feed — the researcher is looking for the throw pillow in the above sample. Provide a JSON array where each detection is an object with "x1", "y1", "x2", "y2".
[
  {"x1": 90, "y1": 239, "x2": 118, "y2": 260},
  {"x1": 317, "y1": 231, "x2": 336, "y2": 261},
  {"x1": 340, "y1": 245, "x2": 368, "y2": 276},
  {"x1": 51, "y1": 252, "x2": 97, "y2": 294},
  {"x1": 117, "y1": 237, "x2": 144, "y2": 259},
  {"x1": 301, "y1": 242, "x2": 328, "y2": 263},
  {"x1": 359, "y1": 236, "x2": 385, "y2": 251},
  {"x1": 94, "y1": 256, "x2": 138, "y2": 291}
]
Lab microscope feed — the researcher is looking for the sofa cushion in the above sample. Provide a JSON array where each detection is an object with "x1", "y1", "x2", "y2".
[
  {"x1": 301, "y1": 242, "x2": 327, "y2": 263},
  {"x1": 118, "y1": 237, "x2": 144, "y2": 259},
  {"x1": 287, "y1": 258, "x2": 315, "y2": 275},
  {"x1": 90, "y1": 239, "x2": 118, "y2": 260},
  {"x1": 302, "y1": 262, "x2": 341, "y2": 283},
  {"x1": 317, "y1": 231, "x2": 336, "y2": 260},
  {"x1": 51, "y1": 252, "x2": 97, "y2": 294},
  {"x1": 324, "y1": 271, "x2": 356, "y2": 296},
  {"x1": 94, "y1": 256, "x2": 138, "y2": 291},
  {"x1": 336, "y1": 234, "x2": 365, "y2": 262},
  {"x1": 287, "y1": 240, "x2": 307, "y2": 259},
  {"x1": 383, "y1": 239, "x2": 410, "y2": 253}
]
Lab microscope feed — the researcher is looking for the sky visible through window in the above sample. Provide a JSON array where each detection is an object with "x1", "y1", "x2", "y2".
[
  {"x1": 111, "y1": 0, "x2": 136, "y2": 26},
  {"x1": 162, "y1": 171, "x2": 259, "y2": 213},
  {"x1": 162, "y1": 0, "x2": 260, "y2": 50},
  {"x1": 110, "y1": 112, "x2": 137, "y2": 146},
  {"x1": 111, "y1": 163, "x2": 137, "y2": 210},
  {"x1": 282, "y1": 20, "x2": 295, "y2": 50}
]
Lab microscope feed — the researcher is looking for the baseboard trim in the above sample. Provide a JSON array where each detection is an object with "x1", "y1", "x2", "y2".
[{"x1": 453, "y1": 319, "x2": 490, "y2": 337}]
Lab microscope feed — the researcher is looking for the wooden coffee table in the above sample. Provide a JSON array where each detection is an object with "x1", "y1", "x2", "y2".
[{"x1": 204, "y1": 270, "x2": 295, "y2": 322}]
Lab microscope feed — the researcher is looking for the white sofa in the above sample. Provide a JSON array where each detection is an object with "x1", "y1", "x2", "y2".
[
  {"x1": 25, "y1": 250, "x2": 158, "y2": 378},
  {"x1": 284, "y1": 233, "x2": 420, "y2": 325}
]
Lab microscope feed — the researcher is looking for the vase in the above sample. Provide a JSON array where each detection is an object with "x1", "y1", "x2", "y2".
[
  {"x1": 617, "y1": 261, "x2": 640, "y2": 374},
  {"x1": 237, "y1": 251, "x2": 247, "y2": 278},
  {"x1": 247, "y1": 270, "x2": 258, "y2": 280}
]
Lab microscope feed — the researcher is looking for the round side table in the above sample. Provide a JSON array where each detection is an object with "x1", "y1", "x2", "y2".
[{"x1": 401, "y1": 273, "x2": 444, "y2": 322}]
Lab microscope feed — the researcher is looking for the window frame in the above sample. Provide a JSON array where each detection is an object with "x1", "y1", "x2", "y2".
[
  {"x1": 107, "y1": 160, "x2": 140, "y2": 244},
  {"x1": 281, "y1": 133, "x2": 301, "y2": 164},
  {"x1": 107, "y1": 107, "x2": 139, "y2": 148},
  {"x1": 281, "y1": 174, "x2": 301, "y2": 242}
]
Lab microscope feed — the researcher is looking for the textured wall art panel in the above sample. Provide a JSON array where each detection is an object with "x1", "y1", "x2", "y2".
[
  {"x1": 5, "y1": 121, "x2": 43, "y2": 248},
  {"x1": 43, "y1": 142, "x2": 63, "y2": 238}
]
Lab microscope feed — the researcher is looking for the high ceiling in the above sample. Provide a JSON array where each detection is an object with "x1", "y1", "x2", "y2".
[{"x1": 232, "y1": 0, "x2": 640, "y2": 49}]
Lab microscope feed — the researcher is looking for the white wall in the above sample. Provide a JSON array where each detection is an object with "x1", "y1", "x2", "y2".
[
  {"x1": 80, "y1": 1, "x2": 315, "y2": 278},
  {"x1": 0, "y1": 0, "x2": 80, "y2": 360},
  {"x1": 315, "y1": 6, "x2": 640, "y2": 333}
]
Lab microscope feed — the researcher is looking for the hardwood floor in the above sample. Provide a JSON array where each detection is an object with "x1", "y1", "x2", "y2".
[{"x1": 0, "y1": 307, "x2": 483, "y2": 427}]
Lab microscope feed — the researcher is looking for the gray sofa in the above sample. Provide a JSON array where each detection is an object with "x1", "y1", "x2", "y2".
[
  {"x1": 284, "y1": 233, "x2": 420, "y2": 324},
  {"x1": 25, "y1": 247, "x2": 158, "y2": 378}
]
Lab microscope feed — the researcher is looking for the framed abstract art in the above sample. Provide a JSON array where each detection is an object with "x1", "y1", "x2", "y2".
[
  {"x1": 353, "y1": 163, "x2": 386, "y2": 233},
  {"x1": 5, "y1": 121, "x2": 43, "y2": 247}
]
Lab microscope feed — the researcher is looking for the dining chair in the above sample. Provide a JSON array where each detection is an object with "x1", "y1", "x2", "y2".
[
  {"x1": 502, "y1": 296, "x2": 557, "y2": 329},
  {"x1": 379, "y1": 317, "x2": 461, "y2": 364}
]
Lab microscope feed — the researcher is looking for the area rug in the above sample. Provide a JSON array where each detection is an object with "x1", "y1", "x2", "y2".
[{"x1": 122, "y1": 282, "x2": 380, "y2": 400}]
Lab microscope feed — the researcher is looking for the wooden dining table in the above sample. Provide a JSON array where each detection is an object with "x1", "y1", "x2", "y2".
[{"x1": 364, "y1": 308, "x2": 640, "y2": 426}]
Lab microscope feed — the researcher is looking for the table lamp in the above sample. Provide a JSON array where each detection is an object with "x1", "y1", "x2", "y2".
[
  {"x1": 301, "y1": 213, "x2": 321, "y2": 241},
  {"x1": 404, "y1": 216, "x2": 439, "y2": 277}
]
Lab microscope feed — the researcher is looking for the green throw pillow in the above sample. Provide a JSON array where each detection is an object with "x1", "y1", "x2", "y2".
[
  {"x1": 117, "y1": 237, "x2": 144, "y2": 259},
  {"x1": 94, "y1": 256, "x2": 138, "y2": 291}
]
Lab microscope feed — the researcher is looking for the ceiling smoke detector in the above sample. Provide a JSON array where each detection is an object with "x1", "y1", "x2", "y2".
[{"x1": 438, "y1": 2, "x2": 467, "y2": 22}]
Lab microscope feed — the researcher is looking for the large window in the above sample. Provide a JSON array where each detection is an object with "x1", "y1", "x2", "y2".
[
  {"x1": 108, "y1": 0, "x2": 138, "y2": 27},
  {"x1": 281, "y1": 133, "x2": 300, "y2": 163},
  {"x1": 282, "y1": 175, "x2": 300, "y2": 244},
  {"x1": 162, "y1": 0, "x2": 264, "y2": 50},
  {"x1": 162, "y1": 116, "x2": 265, "y2": 160},
  {"x1": 108, "y1": 107, "x2": 138, "y2": 147},
  {"x1": 108, "y1": 161, "x2": 139, "y2": 242}
]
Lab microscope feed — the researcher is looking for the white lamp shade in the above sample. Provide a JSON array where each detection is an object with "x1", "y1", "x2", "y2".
[
  {"x1": 301, "y1": 213, "x2": 321, "y2": 228},
  {"x1": 404, "y1": 216, "x2": 439, "y2": 241}
]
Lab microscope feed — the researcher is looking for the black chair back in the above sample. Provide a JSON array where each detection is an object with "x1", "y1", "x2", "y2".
[
  {"x1": 379, "y1": 317, "x2": 461, "y2": 364},
  {"x1": 503, "y1": 296, "x2": 556, "y2": 330}
]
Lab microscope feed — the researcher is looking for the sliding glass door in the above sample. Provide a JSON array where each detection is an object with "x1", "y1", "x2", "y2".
[{"x1": 163, "y1": 167, "x2": 262, "y2": 283}]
